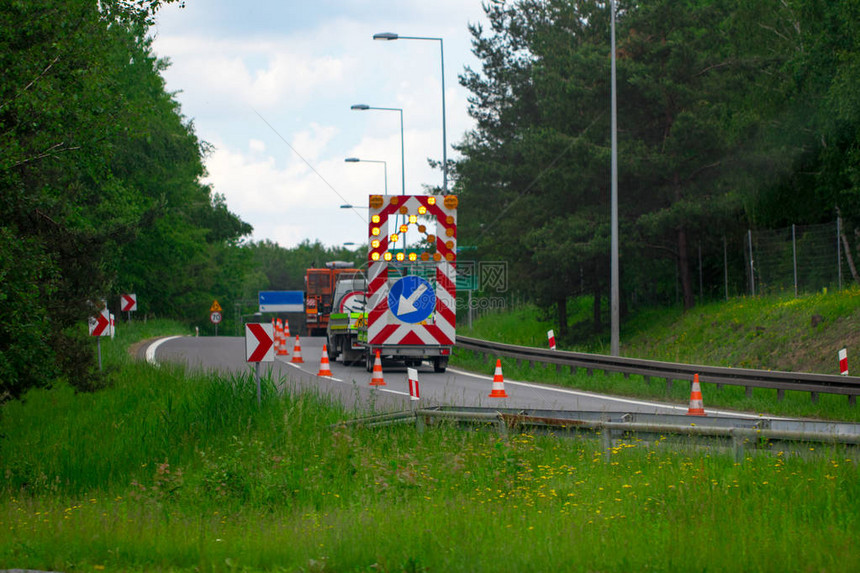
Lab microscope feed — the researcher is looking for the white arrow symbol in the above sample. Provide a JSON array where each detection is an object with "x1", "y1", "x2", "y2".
[{"x1": 398, "y1": 283, "x2": 428, "y2": 316}]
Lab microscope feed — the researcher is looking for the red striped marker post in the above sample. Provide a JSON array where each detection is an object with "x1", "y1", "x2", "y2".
[
  {"x1": 839, "y1": 348, "x2": 848, "y2": 376},
  {"x1": 548, "y1": 329, "x2": 556, "y2": 350},
  {"x1": 407, "y1": 367, "x2": 420, "y2": 402}
]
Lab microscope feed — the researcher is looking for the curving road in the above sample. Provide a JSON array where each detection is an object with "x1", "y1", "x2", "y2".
[{"x1": 144, "y1": 335, "x2": 762, "y2": 418}]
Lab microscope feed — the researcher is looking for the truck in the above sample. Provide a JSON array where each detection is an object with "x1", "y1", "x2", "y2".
[
  {"x1": 304, "y1": 261, "x2": 359, "y2": 336},
  {"x1": 326, "y1": 274, "x2": 368, "y2": 365},
  {"x1": 356, "y1": 193, "x2": 459, "y2": 373}
]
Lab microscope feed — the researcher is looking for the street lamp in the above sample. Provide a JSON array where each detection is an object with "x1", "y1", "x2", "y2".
[
  {"x1": 345, "y1": 157, "x2": 388, "y2": 195},
  {"x1": 373, "y1": 32, "x2": 448, "y2": 194},
  {"x1": 350, "y1": 104, "x2": 405, "y2": 196}
]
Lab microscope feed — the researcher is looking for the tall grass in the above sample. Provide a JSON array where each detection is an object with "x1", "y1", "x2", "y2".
[{"x1": 1, "y1": 320, "x2": 858, "y2": 571}]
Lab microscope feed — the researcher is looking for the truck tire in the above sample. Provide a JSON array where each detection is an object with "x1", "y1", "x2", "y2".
[
  {"x1": 433, "y1": 357, "x2": 448, "y2": 373},
  {"x1": 365, "y1": 350, "x2": 374, "y2": 372}
]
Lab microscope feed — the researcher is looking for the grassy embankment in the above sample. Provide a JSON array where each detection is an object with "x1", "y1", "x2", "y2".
[
  {"x1": 0, "y1": 317, "x2": 858, "y2": 571},
  {"x1": 454, "y1": 288, "x2": 860, "y2": 422}
]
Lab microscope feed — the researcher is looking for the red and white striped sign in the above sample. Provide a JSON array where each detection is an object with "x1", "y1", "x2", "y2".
[
  {"x1": 89, "y1": 308, "x2": 111, "y2": 337},
  {"x1": 367, "y1": 195, "x2": 457, "y2": 347},
  {"x1": 839, "y1": 348, "x2": 848, "y2": 376},
  {"x1": 121, "y1": 293, "x2": 137, "y2": 312},
  {"x1": 548, "y1": 329, "x2": 556, "y2": 350},
  {"x1": 245, "y1": 323, "x2": 274, "y2": 363},
  {"x1": 407, "y1": 367, "x2": 420, "y2": 400}
]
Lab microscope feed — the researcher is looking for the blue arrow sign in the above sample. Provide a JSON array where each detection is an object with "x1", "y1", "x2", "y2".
[{"x1": 388, "y1": 276, "x2": 435, "y2": 324}]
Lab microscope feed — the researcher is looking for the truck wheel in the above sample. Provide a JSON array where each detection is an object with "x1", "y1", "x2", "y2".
[{"x1": 433, "y1": 357, "x2": 448, "y2": 373}]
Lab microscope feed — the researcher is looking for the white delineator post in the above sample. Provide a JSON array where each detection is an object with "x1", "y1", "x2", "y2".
[
  {"x1": 839, "y1": 348, "x2": 848, "y2": 376},
  {"x1": 548, "y1": 329, "x2": 556, "y2": 350}
]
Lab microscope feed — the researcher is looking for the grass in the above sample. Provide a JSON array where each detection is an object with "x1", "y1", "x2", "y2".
[
  {"x1": 455, "y1": 289, "x2": 860, "y2": 422},
  {"x1": 1, "y1": 319, "x2": 859, "y2": 571}
]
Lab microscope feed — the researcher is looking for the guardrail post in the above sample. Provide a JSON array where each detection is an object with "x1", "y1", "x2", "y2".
[
  {"x1": 731, "y1": 430, "x2": 745, "y2": 464},
  {"x1": 745, "y1": 386, "x2": 753, "y2": 399},
  {"x1": 415, "y1": 413, "x2": 426, "y2": 434},
  {"x1": 665, "y1": 378, "x2": 673, "y2": 392},
  {"x1": 810, "y1": 391, "x2": 819, "y2": 404},
  {"x1": 601, "y1": 426, "x2": 612, "y2": 463},
  {"x1": 777, "y1": 388, "x2": 785, "y2": 402},
  {"x1": 850, "y1": 395, "x2": 856, "y2": 407},
  {"x1": 556, "y1": 363, "x2": 563, "y2": 374},
  {"x1": 644, "y1": 375, "x2": 651, "y2": 385},
  {"x1": 570, "y1": 365, "x2": 577, "y2": 375}
]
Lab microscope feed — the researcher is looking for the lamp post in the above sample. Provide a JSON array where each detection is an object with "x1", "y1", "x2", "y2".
[
  {"x1": 373, "y1": 32, "x2": 448, "y2": 194},
  {"x1": 610, "y1": 0, "x2": 620, "y2": 356},
  {"x1": 345, "y1": 157, "x2": 388, "y2": 195},
  {"x1": 350, "y1": 104, "x2": 405, "y2": 196}
]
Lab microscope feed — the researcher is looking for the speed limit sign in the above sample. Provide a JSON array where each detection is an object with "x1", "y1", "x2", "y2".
[{"x1": 210, "y1": 311, "x2": 222, "y2": 324}]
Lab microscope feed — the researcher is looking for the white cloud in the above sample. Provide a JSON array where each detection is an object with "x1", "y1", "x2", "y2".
[{"x1": 152, "y1": 0, "x2": 491, "y2": 248}]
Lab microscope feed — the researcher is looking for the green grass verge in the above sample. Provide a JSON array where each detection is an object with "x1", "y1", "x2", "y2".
[{"x1": 1, "y1": 320, "x2": 859, "y2": 571}]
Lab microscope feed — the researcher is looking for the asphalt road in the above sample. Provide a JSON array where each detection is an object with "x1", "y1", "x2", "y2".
[{"x1": 145, "y1": 335, "x2": 759, "y2": 417}]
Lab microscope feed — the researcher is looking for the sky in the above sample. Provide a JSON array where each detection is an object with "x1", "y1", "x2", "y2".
[{"x1": 150, "y1": 0, "x2": 491, "y2": 249}]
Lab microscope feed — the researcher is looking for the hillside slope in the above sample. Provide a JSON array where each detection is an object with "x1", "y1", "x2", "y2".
[{"x1": 461, "y1": 289, "x2": 860, "y2": 375}]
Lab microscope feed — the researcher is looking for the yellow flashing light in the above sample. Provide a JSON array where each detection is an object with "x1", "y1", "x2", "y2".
[
  {"x1": 399, "y1": 206, "x2": 408, "y2": 214},
  {"x1": 390, "y1": 196, "x2": 399, "y2": 205},
  {"x1": 371, "y1": 252, "x2": 380, "y2": 261},
  {"x1": 369, "y1": 195, "x2": 384, "y2": 209},
  {"x1": 418, "y1": 205, "x2": 427, "y2": 215},
  {"x1": 446, "y1": 227, "x2": 455, "y2": 237},
  {"x1": 421, "y1": 252, "x2": 430, "y2": 261},
  {"x1": 446, "y1": 215, "x2": 454, "y2": 225},
  {"x1": 427, "y1": 197, "x2": 436, "y2": 205},
  {"x1": 409, "y1": 215, "x2": 417, "y2": 224},
  {"x1": 400, "y1": 224, "x2": 408, "y2": 233},
  {"x1": 383, "y1": 252, "x2": 393, "y2": 261},
  {"x1": 390, "y1": 233, "x2": 399, "y2": 243},
  {"x1": 446, "y1": 253, "x2": 455, "y2": 261},
  {"x1": 371, "y1": 227, "x2": 380, "y2": 236},
  {"x1": 427, "y1": 234, "x2": 435, "y2": 243},
  {"x1": 371, "y1": 214, "x2": 380, "y2": 224},
  {"x1": 433, "y1": 252, "x2": 442, "y2": 261},
  {"x1": 408, "y1": 252, "x2": 418, "y2": 261},
  {"x1": 444, "y1": 195, "x2": 458, "y2": 209},
  {"x1": 371, "y1": 240, "x2": 380, "y2": 249},
  {"x1": 396, "y1": 252, "x2": 405, "y2": 261},
  {"x1": 446, "y1": 240, "x2": 454, "y2": 249},
  {"x1": 418, "y1": 225, "x2": 426, "y2": 233}
]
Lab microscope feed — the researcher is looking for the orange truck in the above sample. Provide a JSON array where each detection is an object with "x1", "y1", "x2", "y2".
[{"x1": 304, "y1": 261, "x2": 359, "y2": 336}]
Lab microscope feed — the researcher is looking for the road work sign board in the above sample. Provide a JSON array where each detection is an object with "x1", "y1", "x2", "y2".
[{"x1": 259, "y1": 291, "x2": 304, "y2": 313}]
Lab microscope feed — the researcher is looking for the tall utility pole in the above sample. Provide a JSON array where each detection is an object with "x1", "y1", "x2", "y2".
[{"x1": 610, "y1": 0, "x2": 620, "y2": 356}]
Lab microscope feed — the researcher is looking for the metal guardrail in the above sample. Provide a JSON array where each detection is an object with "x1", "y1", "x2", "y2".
[
  {"x1": 456, "y1": 335, "x2": 860, "y2": 405},
  {"x1": 338, "y1": 406, "x2": 860, "y2": 463}
]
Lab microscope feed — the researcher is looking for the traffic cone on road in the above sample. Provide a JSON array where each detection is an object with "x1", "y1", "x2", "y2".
[
  {"x1": 318, "y1": 344, "x2": 333, "y2": 377},
  {"x1": 369, "y1": 350, "x2": 386, "y2": 386},
  {"x1": 276, "y1": 319, "x2": 288, "y2": 356},
  {"x1": 687, "y1": 374, "x2": 706, "y2": 416},
  {"x1": 284, "y1": 319, "x2": 291, "y2": 338},
  {"x1": 488, "y1": 359, "x2": 508, "y2": 398},
  {"x1": 290, "y1": 335, "x2": 304, "y2": 364}
]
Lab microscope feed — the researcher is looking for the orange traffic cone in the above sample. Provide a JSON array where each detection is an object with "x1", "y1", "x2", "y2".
[
  {"x1": 276, "y1": 319, "x2": 288, "y2": 356},
  {"x1": 283, "y1": 319, "x2": 291, "y2": 338},
  {"x1": 318, "y1": 344, "x2": 333, "y2": 377},
  {"x1": 687, "y1": 374, "x2": 706, "y2": 416},
  {"x1": 488, "y1": 359, "x2": 508, "y2": 398},
  {"x1": 369, "y1": 350, "x2": 386, "y2": 386},
  {"x1": 290, "y1": 335, "x2": 304, "y2": 363}
]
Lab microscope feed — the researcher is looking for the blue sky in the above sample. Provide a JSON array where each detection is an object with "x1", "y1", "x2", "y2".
[{"x1": 151, "y1": 1, "x2": 490, "y2": 248}]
